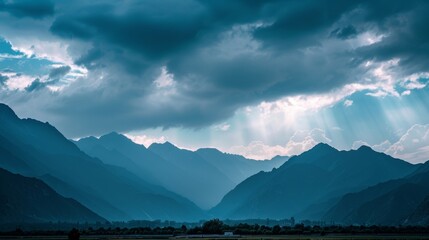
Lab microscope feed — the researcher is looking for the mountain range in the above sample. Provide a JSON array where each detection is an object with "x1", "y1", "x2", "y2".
[
  {"x1": 0, "y1": 103, "x2": 204, "y2": 221},
  {"x1": 212, "y1": 143, "x2": 418, "y2": 221},
  {"x1": 76, "y1": 133, "x2": 287, "y2": 209},
  {"x1": 1, "y1": 102, "x2": 429, "y2": 226}
]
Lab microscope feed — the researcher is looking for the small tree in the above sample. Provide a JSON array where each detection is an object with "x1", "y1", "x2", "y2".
[
  {"x1": 202, "y1": 219, "x2": 224, "y2": 234},
  {"x1": 181, "y1": 224, "x2": 187, "y2": 233}
]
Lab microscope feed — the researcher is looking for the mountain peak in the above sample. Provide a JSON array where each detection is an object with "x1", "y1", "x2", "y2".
[
  {"x1": 357, "y1": 144, "x2": 373, "y2": 151},
  {"x1": 148, "y1": 141, "x2": 179, "y2": 151},
  {"x1": 0, "y1": 103, "x2": 18, "y2": 120},
  {"x1": 77, "y1": 136, "x2": 98, "y2": 144},
  {"x1": 292, "y1": 142, "x2": 337, "y2": 160},
  {"x1": 311, "y1": 142, "x2": 337, "y2": 152},
  {"x1": 161, "y1": 141, "x2": 177, "y2": 148},
  {"x1": 102, "y1": 131, "x2": 122, "y2": 138},
  {"x1": 99, "y1": 131, "x2": 129, "y2": 142}
]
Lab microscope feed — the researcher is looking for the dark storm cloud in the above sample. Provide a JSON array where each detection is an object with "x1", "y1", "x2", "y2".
[
  {"x1": 25, "y1": 65, "x2": 70, "y2": 92},
  {"x1": 357, "y1": 1, "x2": 429, "y2": 75},
  {"x1": 1, "y1": 0, "x2": 429, "y2": 137},
  {"x1": 25, "y1": 78, "x2": 46, "y2": 92},
  {"x1": 74, "y1": 48, "x2": 104, "y2": 70},
  {"x1": 0, "y1": 0, "x2": 54, "y2": 19},
  {"x1": 330, "y1": 25, "x2": 358, "y2": 40},
  {"x1": 43, "y1": 86, "x2": 242, "y2": 136},
  {"x1": 253, "y1": 1, "x2": 356, "y2": 48},
  {"x1": 50, "y1": 1, "x2": 208, "y2": 60},
  {"x1": 48, "y1": 65, "x2": 71, "y2": 80}
]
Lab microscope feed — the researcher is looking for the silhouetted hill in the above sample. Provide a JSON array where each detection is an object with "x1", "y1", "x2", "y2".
[
  {"x1": 0, "y1": 168, "x2": 105, "y2": 224},
  {"x1": 76, "y1": 134, "x2": 286, "y2": 209},
  {"x1": 0, "y1": 103, "x2": 205, "y2": 221},
  {"x1": 212, "y1": 143, "x2": 417, "y2": 220},
  {"x1": 324, "y1": 161, "x2": 429, "y2": 225}
]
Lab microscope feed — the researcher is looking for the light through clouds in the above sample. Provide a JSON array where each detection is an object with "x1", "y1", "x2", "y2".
[{"x1": 0, "y1": 0, "x2": 428, "y2": 163}]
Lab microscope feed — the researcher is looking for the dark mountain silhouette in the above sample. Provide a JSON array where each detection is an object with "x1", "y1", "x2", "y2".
[
  {"x1": 407, "y1": 194, "x2": 429, "y2": 225},
  {"x1": 0, "y1": 168, "x2": 105, "y2": 224},
  {"x1": 76, "y1": 134, "x2": 287, "y2": 209},
  {"x1": 212, "y1": 143, "x2": 417, "y2": 220},
  {"x1": 0, "y1": 103, "x2": 204, "y2": 221},
  {"x1": 324, "y1": 161, "x2": 429, "y2": 225}
]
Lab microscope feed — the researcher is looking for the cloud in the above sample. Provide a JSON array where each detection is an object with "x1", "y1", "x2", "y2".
[
  {"x1": 285, "y1": 129, "x2": 332, "y2": 156},
  {"x1": 229, "y1": 128, "x2": 331, "y2": 160},
  {"x1": 0, "y1": 0, "x2": 54, "y2": 19},
  {"x1": 124, "y1": 133, "x2": 166, "y2": 148},
  {"x1": 153, "y1": 66, "x2": 175, "y2": 88},
  {"x1": 0, "y1": 74, "x2": 8, "y2": 85},
  {"x1": 23, "y1": 65, "x2": 71, "y2": 92},
  {"x1": 352, "y1": 124, "x2": 429, "y2": 163},
  {"x1": 214, "y1": 123, "x2": 230, "y2": 132},
  {"x1": 229, "y1": 141, "x2": 290, "y2": 160},
  {"x1": 0, "y1": 0, "x2": 429, "y2": 138},
  {"x1": 330, "y1": 25, "x2": 358, "y2": 40},
  {"x1": 4, "y1": 72, "x2": 34, "y2": 90},
  {"x1": 48, "y1": 65, "x2": 71, "y2": 80},
  {"x1": 372, "y1": 140, "x2": 392, "y2": 152},
  {"x1": 385, "y1": 124, "x2": 429, "y2": 163},
  {"x1": 25, "y1": 78, "x2": 46, "y2": 92},
  {"x1": 352, "y1": 140, "x2": 370, "y2": 150},
  {"x1": 344, "y1": 99, "x2": 353, "y2": 107}
]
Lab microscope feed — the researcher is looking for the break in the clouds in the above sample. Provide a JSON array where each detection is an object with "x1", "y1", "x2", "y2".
[{"x1": 1, "y1": 0, "x2": 429, "y2": 162}]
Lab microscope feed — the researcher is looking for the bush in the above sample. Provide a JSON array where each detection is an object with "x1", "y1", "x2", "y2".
[{"x1": 68, "y1": 228, "x2": 80, "y2": 240}]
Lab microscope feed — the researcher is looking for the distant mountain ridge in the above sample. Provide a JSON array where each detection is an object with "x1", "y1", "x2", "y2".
[
  {"x1": 212, "y1": 143, "x2": 418, "y2": 220},
  {"x1": 0, "y1": 103, "x2": 205, "y2": 222},
  {"x1": 76, "y1": 133, "x2": 287, "y2": 209}
]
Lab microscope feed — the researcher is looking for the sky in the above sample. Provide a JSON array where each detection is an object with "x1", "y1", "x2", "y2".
[{"x1": 0, "y1": 0, "x2": 429, "y2": 163}]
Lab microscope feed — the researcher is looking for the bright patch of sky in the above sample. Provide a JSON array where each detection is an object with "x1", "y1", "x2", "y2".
[
  {"x1": 0, "y1": 37, "x2": 83, "y2": 91},
  {"x1": 127, "y1": 85, "x2": 429, "y2": 163}
]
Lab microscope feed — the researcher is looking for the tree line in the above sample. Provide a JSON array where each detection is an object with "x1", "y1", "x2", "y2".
[{"x1": 1, "y1": 219, "x2": 429, "y2": 239}]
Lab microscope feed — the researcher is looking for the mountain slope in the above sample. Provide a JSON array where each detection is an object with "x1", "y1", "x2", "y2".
[
  {"x1": 75, "y1": 134, "x2": 163, "y2": 185},
  {"x1": 407, "y1": 194, "x2": 429, "y2": 225},
  {"x1": 195, "y1": 148, "x2": 287, "y2": 184},
  {"x1": 144, "y1": 141, "x2": 235, "y2": 209},
  {"x1": 76, "y1": 134, "x2": 287, "y2": 209},
  {"x1": 0, "y1": 168, "x2": 105, "y2": 224},
  {"x1": 212, "y1": 143, "x2": 417, "y2": 220},
  {"x1": 77, "y1": 135, "x2": 231, "y2": 209},
  {"x1": 0, "y1": 103, "x2": 205, "y2": 221},
  {"x1": 324, "y1": 161, "x2": 429, "y2": 225}
]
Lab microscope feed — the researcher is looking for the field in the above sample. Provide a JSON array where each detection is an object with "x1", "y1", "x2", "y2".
[{"x1": 1, "y1": 235, "x2": 429, "y2": 240}]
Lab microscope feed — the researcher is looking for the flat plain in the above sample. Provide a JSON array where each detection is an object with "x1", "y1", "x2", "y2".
[{"x1": 2, "y1": 235, "x2": 429, "y2": 240}]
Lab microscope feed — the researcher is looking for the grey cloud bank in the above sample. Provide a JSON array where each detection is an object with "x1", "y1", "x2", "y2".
[{"x1": 0, "y1": 0, "x2": 428, "y2": 138}]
